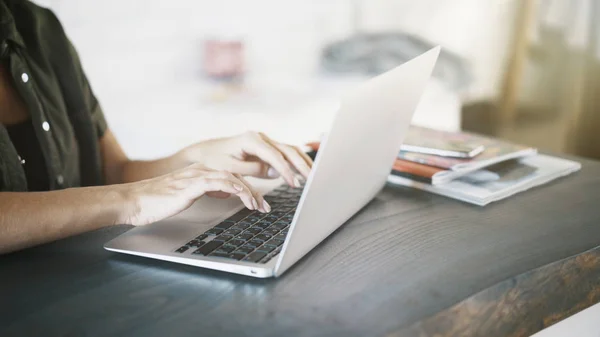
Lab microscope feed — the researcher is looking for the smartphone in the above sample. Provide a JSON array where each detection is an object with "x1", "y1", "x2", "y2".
[{"x1": 400, "y1": 142, "x2": 485, "y2": 158}]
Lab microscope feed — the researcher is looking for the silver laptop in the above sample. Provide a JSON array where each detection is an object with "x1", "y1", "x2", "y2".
[{"x1": 105, "y1": 47, "x2": 440, "y2": 278}]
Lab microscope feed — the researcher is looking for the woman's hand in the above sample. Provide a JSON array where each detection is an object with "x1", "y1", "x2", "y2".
[
  {"x1": 178, "y1": 132, "x2": 313, "y2": 188},
  {"x1": 120, "y1": 164, "x2": 269, "y2": 226}
]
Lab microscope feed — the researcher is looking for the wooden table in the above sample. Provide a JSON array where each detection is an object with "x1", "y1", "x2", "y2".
[{"x1": 2, "y1": 156, "x2": 600, "y2": 337}]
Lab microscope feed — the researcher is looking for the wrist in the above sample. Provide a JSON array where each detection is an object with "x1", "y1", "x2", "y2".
[
  {"x1": 174, "y1": 146, "x2": 198, "y2": 169},
  {"x1": 110, "y1": 183, "x2": 141, "y2": 226}
]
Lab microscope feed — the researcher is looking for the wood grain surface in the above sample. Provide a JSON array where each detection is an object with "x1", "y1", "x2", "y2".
[
  {"x1": 1, "y1": 156, "x2": 599, "y2": 337},
  {"x1": 391, "y1": 246, "x2": 600, "y2": 337}
]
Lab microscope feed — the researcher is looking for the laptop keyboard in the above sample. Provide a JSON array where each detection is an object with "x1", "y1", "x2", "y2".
[{"x1": 174, "y1": 182, "x2": 304, "y2": 264}]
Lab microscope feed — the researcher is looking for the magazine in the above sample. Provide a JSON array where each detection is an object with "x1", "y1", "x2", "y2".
[{"x1": 387, "y1": 154, "x2": 581, "y2": 206}]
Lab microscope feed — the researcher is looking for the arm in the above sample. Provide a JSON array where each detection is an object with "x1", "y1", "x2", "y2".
[
  {"x1": 0, "y1": 166, "x2": 263, "y2": 255},
  {"x1": 0, "y1": 186, "x2": 129, "y2": 254},
  {"x1": 99, "y1": 129, "x2": 191, "y2": 184},
  {"x1": 101, "y1": 129, "x2": 313, "y2": 186},
  {"x1": 1, "y1": 129, "x2": 310, "y2": 254}
]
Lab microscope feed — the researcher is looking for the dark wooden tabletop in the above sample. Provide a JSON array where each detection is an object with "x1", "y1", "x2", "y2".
[{"x1": 2, "y1": 156, "x2": 600, "y2": 337}]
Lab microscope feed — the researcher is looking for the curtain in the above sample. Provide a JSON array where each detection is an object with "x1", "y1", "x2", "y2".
[{"x1": 530, "y1": 0, "x2": 600, "y2": 158}]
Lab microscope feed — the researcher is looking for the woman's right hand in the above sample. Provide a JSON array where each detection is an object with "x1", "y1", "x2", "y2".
[{"x1": 119, "y1": 164, "x2": 269, "y2": 226}]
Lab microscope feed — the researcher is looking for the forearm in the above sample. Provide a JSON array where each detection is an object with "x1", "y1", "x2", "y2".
[
  {"x1": 0, "y1": 186, "x2": 131, "y2": 254},
  {"x1": 121, "y1": 150, "x2": 191, "y2": 183},
  {"x1": 100, "y1": 129, "x2": 192, "y2": 184}
]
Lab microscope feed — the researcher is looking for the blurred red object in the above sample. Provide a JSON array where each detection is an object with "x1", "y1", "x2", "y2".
[{"x1": 203, "y1": 38, "x2": 245, "y2": 81}]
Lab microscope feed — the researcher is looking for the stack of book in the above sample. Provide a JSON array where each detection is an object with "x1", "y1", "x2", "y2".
[
  {"x1": 387, "y1": 126, "x2": 581, "y2": 205},
  {"x1": 306, "y1": 126, "x2": 581, "y2": 206}
]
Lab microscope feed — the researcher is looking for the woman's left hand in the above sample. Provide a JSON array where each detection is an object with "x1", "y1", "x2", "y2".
[{"x1": 178, "y1": 132, "x2": 313, "y2": 187}]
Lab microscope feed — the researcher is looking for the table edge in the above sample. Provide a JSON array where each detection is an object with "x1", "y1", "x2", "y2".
[{"x1": 389, "y1": 244, "x2": 600, "y2": 337}]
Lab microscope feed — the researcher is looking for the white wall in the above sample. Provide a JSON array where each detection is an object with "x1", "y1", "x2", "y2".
[
  {"x1": 41, "y1": 0, "x2": 516, "y2": 105},
  {"x1": 30, "y1": 0, "x2": 468, "y2": 158},
  {"x1": 32, "y1": 0, "x2": 515, "y2": 158}
]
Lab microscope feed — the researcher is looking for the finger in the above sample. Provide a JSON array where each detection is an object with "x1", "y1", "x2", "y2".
[
  {"x1": 295, "y1": 146, "x2": 314, "y2": 168},
  {"x1": 243, "y1": 133, "x2": 298, "y2": 187},
  {"x1": 235, "y1": 174, "x2": 270, "y2": 213},
  {"x1": 231, "y1": 158, "x2": 283, "y2": 180},
  {"x1": 230, "y1": 155, "x2": 281, "y2": 180},
  {"x1": 258, "y1": 133, "x2": 310, "y2": 178},
  {"x1": 197, "y1": 178, "x2": 255, "y2": 211},
  {"x1": 273, "y1": 143, "x2": 312, "y2": 179},
  {"x1": 229, "y1": 159, "x2": 270, "y2": 178},
  {"x1": 206, "y1": 171, "x2": 261, "y2": 211}
]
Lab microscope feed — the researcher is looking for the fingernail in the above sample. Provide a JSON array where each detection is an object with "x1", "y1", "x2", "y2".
[
  {"x1": 252, "y1": 198, "x2": 259, "y2": 210},
  {"x1": 293, "y1": 176, "x2": 301, "y2": 188},
  {"x1": 234, "y1": 184, "x2": 244, "y2": 191},
  {"x1": 263, "y1": 200, "x2": 271, "y2": 212},
  {"x1": 267, "y1": 167, "x2": 279, "y2": 178}
]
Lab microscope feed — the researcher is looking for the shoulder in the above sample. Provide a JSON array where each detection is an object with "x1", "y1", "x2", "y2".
[{"x1": 12, "y1": 0, "x2": 70, "y2": 48}]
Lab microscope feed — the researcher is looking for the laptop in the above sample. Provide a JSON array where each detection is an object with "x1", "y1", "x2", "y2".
[{"x1": 104, "y1": 47, "x2": 440, "y2": 278}]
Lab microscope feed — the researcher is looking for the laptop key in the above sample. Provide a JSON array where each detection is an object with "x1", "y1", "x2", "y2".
[
  {"x1": 229, "y1": 253, "x2": 246, "y2": 261},
  {"x1": 246, "y1": 216, "x2": 262, "y2": 223},
  {"x1": 274, "y1": 233, "x2": 287, "y2": 241},
  {"x1": 268, "y1": 238, "x2": 285, "y2": 246},
  {"x1": 243, "y1": 251, "x2": 267, "y2": 263},
  {"x1": 205, "y1": 228, "x2": 224, "y2": 236},
  {"x1": 245, "y1": 228, "x2": 262, "y2": 235},
  {"x1": 218, "y1": 245, "x2": 237, "y2": 253},
  {"x1": 249, "y1": 239, "x2": 264, "y2": 246},
  {"x1": 215, "y1": 220, "x2": 236, "y2": 230},
  {"x1": 233, "y1": 221, "x2": 252, "y2": 229},
  {"x1": 195, "y1": 234, "x2": 208, "y2": 241},
  {"x1": 175, "y1": 246, "x2": 189, "y2": 253},
  {"x1": 228, "y1": 239, "x2": 245, "y2": 247},
  {"x1": 254, "y1": 221, "x2": 270, "y2": 229},
  {"x1": 235, "y1": 233, "x2": 254, "y2": 241},
  {"x1": 228, "y1": 208, "x2": 253, "y2": 222},
  {"x1": 263, "y1": 215, "x2": 280, "y2": 222},
  {"x1": 257, "y1": 245, "x2": 276, "y2": 253},
  {"x1": 271, "y1": 222, "x2": 287, "y2": 229},
  {"x1": 254, "y1": 234, "x2": 272, "y2": 241},
  {"x1": 193, "y1": 240, "x2": 223, "y2": 255},
  {"x1": 271, "y1": 211, "x2": 287, "y2": 218},
  {"x1": 224, "y1": 229, "x2": 242, "y2": 236},
  {"x1": 235, "y1": 246, "x2": 255, "y2": 254},
  {"x1": 262, "y1": 228, "x2": 280, "y2": 236},
  {"x1": 186, "y1": 240, "x2": 206, "y2": 248},
  {"x1": 213, "y1": 234, "x2": 233, "y2": 242}
]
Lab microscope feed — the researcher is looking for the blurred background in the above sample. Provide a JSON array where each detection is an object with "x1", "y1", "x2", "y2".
[{"x1": 33, "y1": 0, "x2": 600, "y2": 161}]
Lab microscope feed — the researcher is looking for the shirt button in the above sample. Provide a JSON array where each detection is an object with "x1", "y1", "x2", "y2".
[
  {"x1": 21, "y1": 73, "x2": 29, "y2": 83},
  {"x1": 0, "y1": 41, "x2": 8, "y2": 57},
  {"x1": 42, "y1": 121, "x2": 50, "y2": 131},
  {"x1": 56, "y1": 175, "x2": 64, "y2": 185}
]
